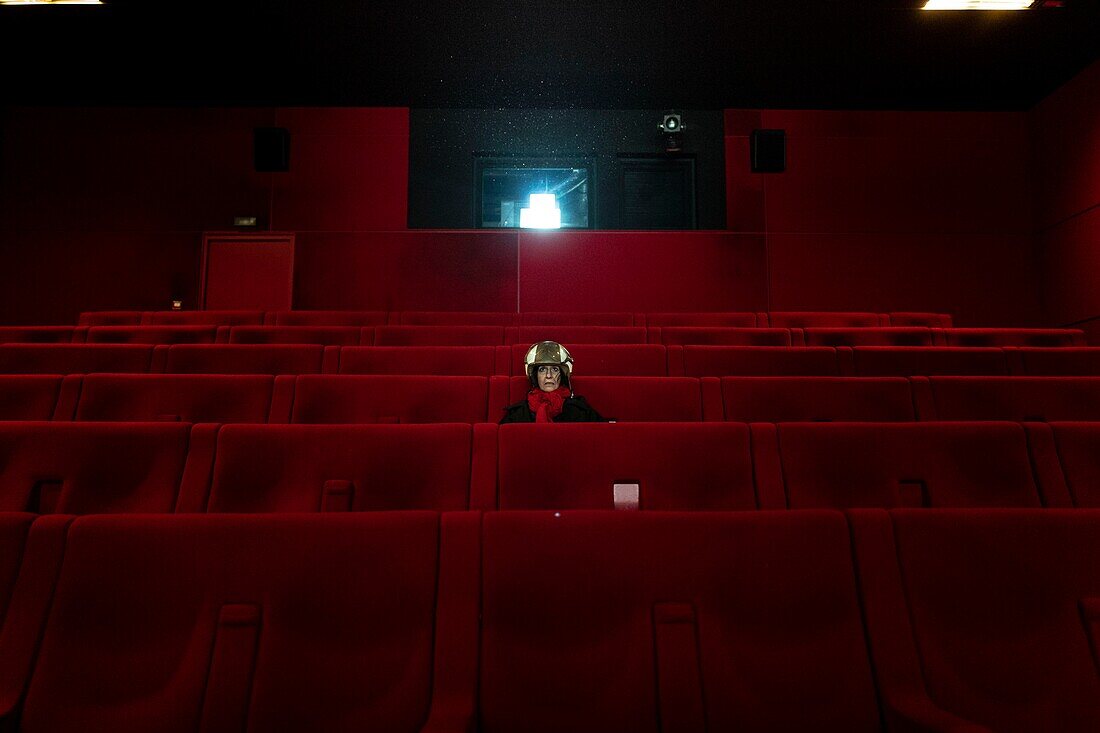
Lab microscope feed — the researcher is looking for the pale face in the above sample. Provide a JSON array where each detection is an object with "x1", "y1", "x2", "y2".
[{"x1": 536, "y1": 365, "x2": 562, "y2": 392}]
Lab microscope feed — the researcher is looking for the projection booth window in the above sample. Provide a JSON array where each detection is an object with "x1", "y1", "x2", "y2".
[{"x1": 477, "y1": 160, "x2": 592, "y2": 229}]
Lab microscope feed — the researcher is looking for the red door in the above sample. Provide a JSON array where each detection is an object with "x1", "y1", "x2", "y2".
[{"x1": 201, "y1": 233, "x2": 295, "y2": 310}]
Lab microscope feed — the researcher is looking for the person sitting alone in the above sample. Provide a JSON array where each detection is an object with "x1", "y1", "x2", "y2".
[{"x1": 500, "y1": 341, "x2": 605, "y2": 423}]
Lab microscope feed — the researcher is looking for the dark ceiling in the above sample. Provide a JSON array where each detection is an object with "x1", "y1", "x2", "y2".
[{"x1": 2, "y1": 0, "x2": 1098, "y2": 110}]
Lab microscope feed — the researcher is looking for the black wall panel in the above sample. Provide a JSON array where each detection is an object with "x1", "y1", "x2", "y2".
[{"x1": 408, "y1": 109, "x2": 725, "y2": 229}]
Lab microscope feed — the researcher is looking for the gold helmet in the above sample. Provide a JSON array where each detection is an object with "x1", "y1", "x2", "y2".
[{"x1": 524, "y1": 341, "x2": 574, "y2": 388}]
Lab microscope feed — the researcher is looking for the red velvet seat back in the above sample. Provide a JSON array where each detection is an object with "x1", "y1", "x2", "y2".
[
  {"x1": 0, "y1": 422, "x2": 192, "y2": 513},
  {"x1": 228, "y1": 326, "x2": 362, "y2": 346},
  {"x1": 18, "y1": 513, "x2": 441, "y2": 732},
  {"x1": 375, "y1": 325, "x2": 505, "y2": 346},
  {"x1": 143, "y1": 310, "x2": 264, "y2": 326},
  {"x1": 202, "y1": 424, "x2": 476, "y2": 512},
  {"x1": 918, "y1": 376, "x2": 1100, "y2": 421},
  {"x1": 161, "y1": 344, "x2": 327, "y2": 375},
  {"x1": 269, "y1": 310, "x2": 388, "y2": 326},
  {"x1": 851, "y1": 509, "x2": 1100, "y2": 731},
  {"x1": 339, "y1": 346, "x2": 498, "y2": 376},
  {"x1": 0, "y1": 376, "x2": 63, "y2": 420},
  {"x1": 291, "y1": 375, "x2": 491, "y2": 423},
  {"x1": 850, "y1": 346, "x2": 1008, "y2": 376},
  {"x1": 507, "y1": 325, "x2": 647, "y2": 345},
  {"x1": 721, "y1": 377, "x2": 915, "y2": 421},
  {"x1": 1015, "y1": 347, "x2": 1100, "y2": 375},
  {"x1": 802, "y1": 327, "x2": 934, "y2": 347},
  {"x1": 508, "y1": 343, "x2": 666, "y2": 376},
  {"x1": 497, "y1": 423, "x2": 756, "y2": 509},
  {"x1": 0, "y1": 345, "x2": 153, "y2": 375},
  {"x1": 656, "y1": 327, "x2": 791, "y2": 346},
  {"x1": 941, "y1": 328, "x2": 1086, "y2": 347},
  {"x1": 85, "y1": 326, "x2": 221, "y2": 345},
  {"x1": 1048, "y1": 422, "x2": 1100, "y2": 507},
  {"x1": 75, "y1": 374, "x2": 276, "y2": 423},
  {"x1": 0, "y1": 513, "x2": 35, "y2": 622},
  {"x1": 507, "y1": 376, "x2": 703, "y2": 421},
  {"x1": 675, "y1": 346, "x2": 839, "y2": 376},
  {"x1": 0, "y1": 327, "x2": 76, "y2": 344},
  {"x1": 765, "y1": 422, "x2": 1045, "y2": 508},
  {"x1": 481, "y1": 511, "x2": 881, "y2": 733}
]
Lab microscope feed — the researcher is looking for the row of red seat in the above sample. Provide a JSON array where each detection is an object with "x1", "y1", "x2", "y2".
[
  {"x1": 0, "y1": 324, "x2": 1088, "y2": 347},
  {"x1": 0, "y1": 509, "x2": 1096, "y2": 730},
  {"x1": 5, "y1": 343, "x2": 1100, "y2": 377},
  {"x1": 4, "y1": 374, "x2": 1100, "y2": 424},
  {"x1": 78, "y1": 308, "x2": 954, "y2": 328},
  {"x1": 1, "y1": 420, "x2": 1095, "y2": 512}
]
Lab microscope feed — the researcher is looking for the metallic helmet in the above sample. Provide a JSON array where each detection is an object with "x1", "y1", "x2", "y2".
[{"x1": 524, "y1": 341, "x2": 574, "y2": 389}]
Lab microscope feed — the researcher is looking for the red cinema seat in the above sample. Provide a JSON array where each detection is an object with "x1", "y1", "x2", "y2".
[
  {"x1": 77, "y1": 310, "x2": 143, "y2": 326},
  {"x1": 850, "y1": 347, "x2": 1008, "y2": 376},
  {"x1": 192, "y1": 424, "x2": 480, "y2": 512},
  {"x1": 497, "y1": 423, "x2": 756, "y2": 509},
  {"x1": 720, "y1": 377, "x2": 915, "y2": 422},
  {"x1": 1013, "y1": 347, "x2": 1100, "y2": 375},
  {"x1": 0, "y1": 327, "x2": 75, "y2": 344},
  {"x1": 339, "y1": 346, "x2": 498, "y2": 376},
  {"x1": 518, "y1": 312, "x2": 635, "y2": 326},
  {"x1": 655, "y1": 327, "x2": 792, "y2": 346},
  {"x1": 0, "y1": 513, "x2": 35, "y2": 623},
  {"x1": 506, "y1": 326, "x2": 647, "y2": 345},
  {"x1": 7, "y1": 513, "x2": 447, "y2": 732},
  {"x1": 290, "y1": 375, "x2": 494, "y2": 423},
  {"x1": 1045, "y1": 423, "x2": 1100, "y2": 507},
  {"x1": 85, "y1": 326, "x2": 222, "y2": 345},
  {"x1": 481, "y1": 511, "x2": 882, "y2": 732},
  {"x1": 0, "y1": 377, "x2": 66, "y2": 420},
  {"x1": 756, "y1": 422, "x2": 1051, "y2": 509},
  {"x1": 395, "y1": 311, "x2": 517, "y2": 326},
  {"x1": 142, "y1": 310, "x2": 264, "y2": 326},
  {"x1": 887, "y1": 312, "x2": 953, "y2": 327},
  {"x1": 914, "y1": 376, "x2": 1100, "y2": 421},
  {"x1": 0, "y1": 422, "x2": 198, "y2": 513},
  {"x1": 802, "y1": 327, "x2": 934, "y2": 347},
  {"x1": 766, "y1": 311, "x2": 883, "y2": 328},
  {"x1": 228, "y1": 326, "x2": 363, "y2": 346},
  {"x1": 672, "y1": 346, "x2": 840, "y2": 376},
  {"x1": 375, "y1": 326, "x2": 506, "y2": 346},
  {"x1": 507, "y1": 376, "x2": 703, "y2": 421},
  {"x1": 508, "y1": 343, "x2": 666, "y2": 376},
  {"x1": 268, "y1": 310, "x2": 389, "y2": 326},
  {"x1": 644, "y1": 312, "x2": 759, "y2": 327},
  {"x1": 159, "y1": 344, "x2": 328, "y2": 375},
  {"x1": 941, "y1": 328, "x2": 1086, "y2": 347},
  {"x1": 74, "y1": 374, "x2": 282, "y2": 423},
  {"x1": 0, "y1": 345, "x2": 153, "y2": 375},
  {"x1": 850, "y1": 509, "x2": 1100, "y2": 732}
]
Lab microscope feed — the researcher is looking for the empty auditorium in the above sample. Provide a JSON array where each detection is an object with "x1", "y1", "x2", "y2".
[{"x1": 2, "y1": 0, "x2": 1100, "y2": 730}]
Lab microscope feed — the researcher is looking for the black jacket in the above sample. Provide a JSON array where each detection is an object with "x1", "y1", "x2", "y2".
[{"x1": 499, "y1": 394, "x2": 606, "y2": 423}]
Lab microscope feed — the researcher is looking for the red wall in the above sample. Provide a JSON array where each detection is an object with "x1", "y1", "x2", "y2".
[
  {"x1": 0, "y1": 107, "x2": 409, "y2": 324},
  {"x1": 0, "y1": 103, "x2": 1059, "y2": 325},
  {"x1": 1031, "y1": 59, "x2": 1100, "y2": 329},
  {"x1": 726, "y1": 109, "x2": 1040, "y2": 326}
]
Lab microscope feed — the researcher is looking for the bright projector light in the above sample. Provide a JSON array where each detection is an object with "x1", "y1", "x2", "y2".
[
  {"x1": 519, "y1": 193, "x2": 561, "y2": 229},
  {"x1": 923, "y1": 0, "x2": 1033, "y2": 8}
]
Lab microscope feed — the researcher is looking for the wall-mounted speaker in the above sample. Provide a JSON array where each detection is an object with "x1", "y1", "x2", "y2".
[
  {"x1": 751, "y1": 129, "x2": 786, "y2": 173},
  {"x1": 254, "y1": 127, "x2": 290, "y2": 172}
]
